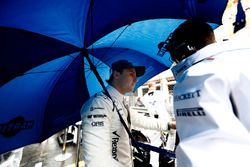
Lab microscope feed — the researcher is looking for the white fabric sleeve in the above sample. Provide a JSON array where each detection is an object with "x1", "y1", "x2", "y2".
[
  {"x1": 241, "y1": 0, "x2": 250, "y2": 11},
  {"x1": 130, "y1": 108, "x2": 169, "y2": 131},
  {"x1": 81, "y1": 97, "x2": 124, "y2": 167}
]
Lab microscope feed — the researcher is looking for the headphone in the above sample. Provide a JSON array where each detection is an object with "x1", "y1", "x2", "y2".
[{"x1": 157, "y1": 33, "x2": 196, "y2": 63}]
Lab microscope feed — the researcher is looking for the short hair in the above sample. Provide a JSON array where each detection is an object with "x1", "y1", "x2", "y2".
[
  {"x1": 167, "y1": 18, "x2": 216, "y2": 62},
  {"x1": 170, "y1": 19, "x2": 215, "y2": 50}
]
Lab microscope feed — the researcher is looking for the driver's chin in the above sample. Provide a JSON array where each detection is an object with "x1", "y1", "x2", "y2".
[{"x1": 127, "y1": 85, "x2": 135, "y2": 93}]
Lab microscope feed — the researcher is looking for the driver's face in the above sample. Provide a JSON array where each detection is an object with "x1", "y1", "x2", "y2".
[{"x1": 116, "y1": 68, "x2": 138, "y2": 94}]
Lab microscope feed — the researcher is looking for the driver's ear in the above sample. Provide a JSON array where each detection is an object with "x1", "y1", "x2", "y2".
[{"x1": 113, "y1": 71, "x2": 121, "y2": 79}]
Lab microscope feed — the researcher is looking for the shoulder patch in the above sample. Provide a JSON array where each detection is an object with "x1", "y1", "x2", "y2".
[
  {"x1": 90, "y1": 106, "x2": 105, "y2": 111},
  {"x1": 94, "y1": 91, "x2": 115, "y2": 111},
  {"x1": 95, "y1": 92, "x2": 110, "y2": 101}
]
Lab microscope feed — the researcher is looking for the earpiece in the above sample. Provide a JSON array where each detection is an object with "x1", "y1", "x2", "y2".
[
  {"x1": 187, "y1": 45, "x2": 196, "y2": 52},
  {"x1": 169, "y1": 43, "x2": 197, "y2": 63},
  {"x1": 157, "y1": 33, "x2": 197, "y2": 62}
]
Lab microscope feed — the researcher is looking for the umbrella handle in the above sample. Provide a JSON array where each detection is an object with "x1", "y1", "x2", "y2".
[
  {"x1": 62, "y1": 128, "x2": 68, "y2": 153},
  {"x1": 75, "y1": 123, "x2": 81, "y2": 167}
]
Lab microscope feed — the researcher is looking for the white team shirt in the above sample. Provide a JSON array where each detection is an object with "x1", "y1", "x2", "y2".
[{"x1": 171, "y1": 40, "x2": 250, "y2": 167}]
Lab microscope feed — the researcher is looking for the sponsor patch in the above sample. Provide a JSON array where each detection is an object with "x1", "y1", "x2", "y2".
[
  {"x1": 112, "y1": 131, "x2": 120, "y2": 160},
  {"x1": 93, "y1": 114, "x2": 106, "y2": 118},
  {"x1": 90, "y1": 107, "x2": 104, "y2": 111},
  {"x1": 176, "y1": 107, "x2": 206, "y2": 117},
  {"x1": 91, "y1": 121, "x2": 104, "y2": 127},
  {"x1": 87, "y1": 114, "x2": 107, "y2": 119},
  {"x1": 0, "y1": 117, "x2": 34, "y2": 137},
  {"x1": 112, "y1": 131, "x2": 120, "y2": 137},
  {"x1": 174, "y1": 90, "x2": 201, "y2": 102}
]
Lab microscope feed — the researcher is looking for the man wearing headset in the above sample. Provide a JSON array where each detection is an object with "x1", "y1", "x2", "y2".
[{"x1": 158, "y1": 19, "x2": 250, "y2": 167}]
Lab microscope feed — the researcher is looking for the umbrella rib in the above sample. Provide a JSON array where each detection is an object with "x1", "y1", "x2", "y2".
[
  {"x1": 85, "y1": 69, "x2": 94, "y2": 79},
  {"x1": 87, "y1": 0, "x2": 129, "y2": 70},
  {"x1": 95, "y1": 60, "x2": 109, "y2": 70},
  {"x1": 83, "y1": 0, "x2": 96, "y2": 68},
  {"x1": 92, "y1": 47, "x2": 131, "y2": 70},
  {"x1": 44, "y1": 55, "x2": 83, "y2": 89},
  {"x1": 88, "y1": 25, "x2": 130, "y2": 69},
  {"x1": 84, "y1": 67, "x2": 92, "y2": 74},
  {"x1": 104, "y1": 47, "x2": 131, "y2": 63},
  {"x1": 84, "y1": 60, "x2": 109, "y2": 78},
  {"x1": 93, "y1": 59, "x2": 106, "y2": 70},
  {"x1": 19, "y1": 55, "x2": 79, "y2": 76},
  {"x1": 23, "y1": 69, "x2": 78, "y2": 75},
  {"x1": 86, "y1": 25, "x2": 130, "y2": 71},
  {"x1": 83, "y1": 64, "x2": 99, "y2": 80},
  {"x1": 96, "y1": 25, "x2": 130, "y2": 63},
  {"x1": 88, "y1": 0, "x2": 95, "y2": 54},
  {"x1": 49, "y1": 69, "x2": 82, "y2": 86},
  {"x1": 83, "y1": 61, "x2": 101, "y2": 75},
  {"x1": 1, "y1": 53, "x2": 79, "y2": 86},
  {"x1": 83, "y1": 55, "x2": 108, "y2": 74}
]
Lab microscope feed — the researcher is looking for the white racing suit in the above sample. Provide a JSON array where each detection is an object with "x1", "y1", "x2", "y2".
[
  {"x1": 171, "y1": 40, "x2": 250, "y2": 167},
  {"x1": 81, "y1": 85, "x2": 169, "y2": 167},
  {"x1": 139, "y1": 90, "x2": 176, "y2": 167}
]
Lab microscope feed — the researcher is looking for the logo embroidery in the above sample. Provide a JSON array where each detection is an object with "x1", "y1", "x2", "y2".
[
  {"x1": 112, "y1": 131, "x2": 120, "y2": 160},
  {"x1": 174, "y1": 90, "x2": 201, "y2": 102},
  {"x1": 0, "y1": 117, "x2": 34, "y2": 137},
  {"x1": 176, "y1": 107, "x2": 206, "y2": 117},
  {"x1": 87, "y1": 114, "x2": 107, "y2": 119},
  {"x1": 90, "y1": 107, "x2": 104, "y2": 111},
  {"x1": 91, "y1": 121, "x2": 104, "y2": 127}
]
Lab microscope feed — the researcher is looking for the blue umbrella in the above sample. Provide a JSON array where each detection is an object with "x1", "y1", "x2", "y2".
[{"x1": 0, "y1": 0, "x2": 228, "y2": 154}]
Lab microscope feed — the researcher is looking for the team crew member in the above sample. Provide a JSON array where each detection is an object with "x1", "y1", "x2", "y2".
[
  {"x1": 81, "y1": 60, "x2": 176, "y2": 167},
  {"x1": 139, "y1": 83, "x2": 176, "y2": 167},
  {"x1": 158, "y1": 19, "x2": 250, "y2": 167}
]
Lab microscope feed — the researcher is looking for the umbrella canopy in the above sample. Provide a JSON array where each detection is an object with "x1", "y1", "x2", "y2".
[
  {"x1": 0, "y1": 0, "x2": 228, "y2": 154},
  {"x1": 84, "y1": 0, "x2": 227, "y2": 46}
]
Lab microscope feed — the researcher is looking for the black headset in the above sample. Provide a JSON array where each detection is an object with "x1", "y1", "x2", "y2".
[{"x1": 157, "y1": 33, "x2": 196, "y2": 63}]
